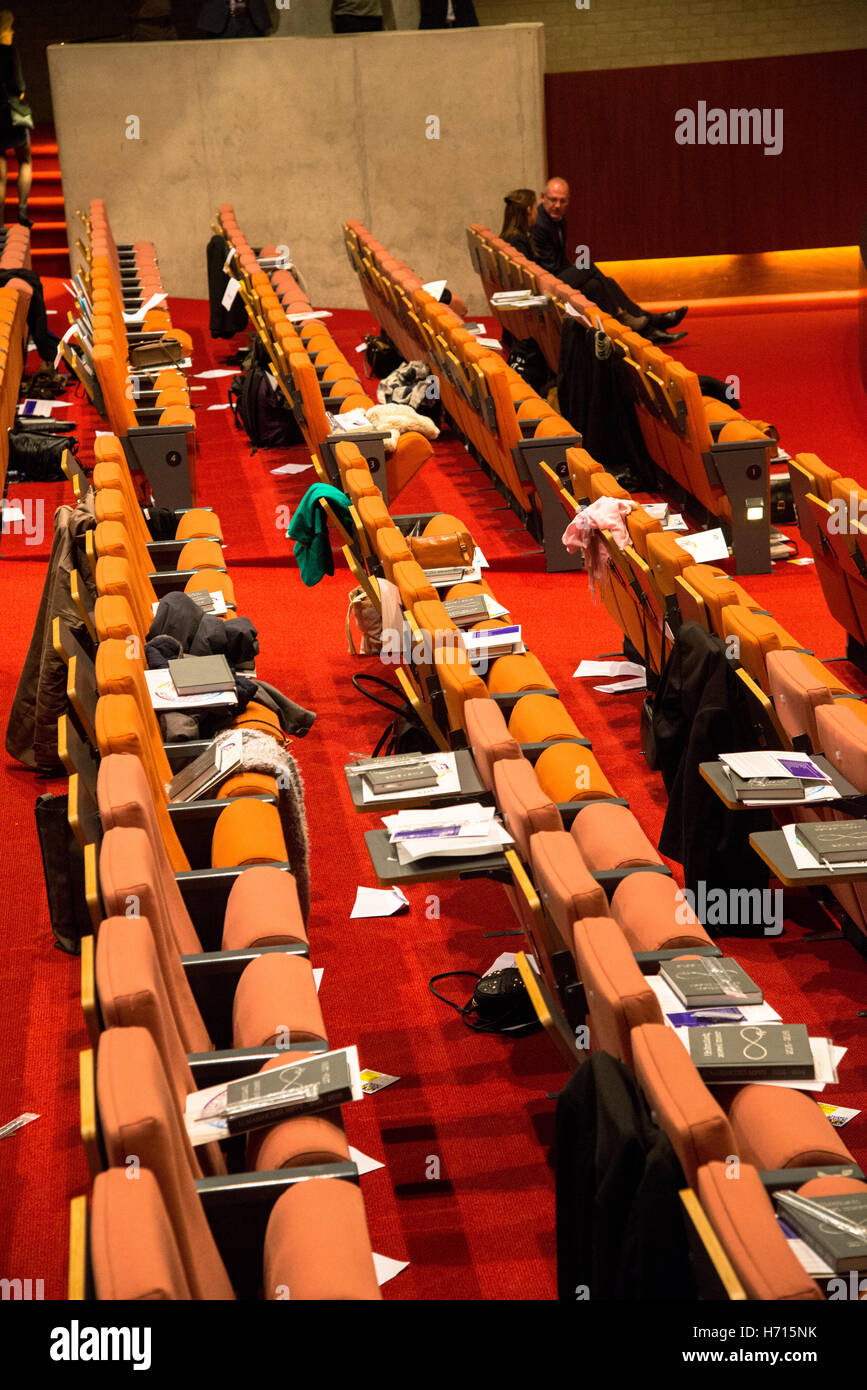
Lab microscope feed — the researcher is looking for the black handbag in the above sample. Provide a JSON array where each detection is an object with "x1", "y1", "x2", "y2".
[
  {"x1": 351, "y1": 672, "x2": 438, "y2": 758},
  {"x1": 8, "y1": 430, "x2": 78, "y2": 482},
  {"x1": 364, "y1": 331, "x2": 402, "y2": 380}
]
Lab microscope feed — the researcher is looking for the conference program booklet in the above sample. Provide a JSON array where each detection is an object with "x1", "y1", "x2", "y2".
[{"x1": 185, "y1": 1046, "x2": 363, "y2": 1144}]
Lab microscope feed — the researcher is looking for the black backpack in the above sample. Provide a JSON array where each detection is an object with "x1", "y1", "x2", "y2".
[{"x1": 229, "y1": 341, "x2": 303, "y2": 452}]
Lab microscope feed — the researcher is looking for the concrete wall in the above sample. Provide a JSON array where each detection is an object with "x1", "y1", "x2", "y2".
[
  {"x1": 47, "y1": 25, "x2": 546, "y2": 313},
  {"x1": 474, "y1": 0, "x2": 867, "y2": 73}
]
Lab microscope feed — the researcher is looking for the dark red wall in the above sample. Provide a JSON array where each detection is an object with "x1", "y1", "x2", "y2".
[{"x1": 545, "y1": 49, "x2": 867, "y2": 260}]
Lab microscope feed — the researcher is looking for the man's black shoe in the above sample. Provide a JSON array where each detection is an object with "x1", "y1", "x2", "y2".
[
  {"x1": 17, "y1": 209, "x2": 33, "y2": 228},
  {"x1": 647, "y1": 327, "x2": 688, "y2": 346}
]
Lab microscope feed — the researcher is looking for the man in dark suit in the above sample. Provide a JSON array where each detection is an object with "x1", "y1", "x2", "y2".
[
  {"x1": 531, "y1": 176, "x2": 688, "y2": 345},
  {"x1": 419, "y1": 0, "x2": 478, "y2": 25},
  {"x1": 197, "y1": 0, "x2": 271, "y2": 37}
]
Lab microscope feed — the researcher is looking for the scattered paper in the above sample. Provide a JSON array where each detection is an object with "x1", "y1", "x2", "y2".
[
  {"x1": 485, "y1": 951, "x2": 538, "y2": 977},
  {"x1": 287, "y1": 310, "x2": 332, "y2": 323},
  {"x1": 574, "y1": 659, "x2": 645, "y2": 679},
  {"x1": 818, "y1": 1102, "x2": 861, "y2": 1128},
  {"x1": 1, "y1": 504, "x2": 26, "y2": 525},
  {"x1": 473, "y1": 546, "x2": 490, "y2": 570},
  {"x1": 348, "y1": 1146, "x2": 385, "y2": 1176},
  {"x1": 123, "y1": 291, "x2": 168, "y2": 324},
  {"x1": 207, "y1": 403, "x2": 231, "y2": 411},
  {"x1": 313, "y1": 968, "x2": 323, "y2": 993},
  {"x1": 675, "y1": 528, "x2": 729, "y2": 564},
  {"x1": 0, "y1": 1112, "x2": 40, "y2": 1139},
  {"x1": 360, "y1": 1069, "x2": 400, "y2": 1094},
  {"x1": 195, "y1": 368, "x2": 238, "y2": 379},
  {"x1": 563, "y1": 301, "x2": 592, "y2": 323},
  {"x1": 355, "y1": 342, "x2": 367, "y2": 353},
  {"x1": 422, "y1": 279, "x2": 447, "y2": 300},
  {"x1": 788, "y1": 557, "x2": 815, "y2": 566},
  {"x1": 594, "y1": 674, "x2": 647, "y2": 693},
  {"x1": 477, "y1": 337, "x2": 502, "y2": 350},
  {"x1": 328, "y1": 407, "x2": 371, "y2": 433},
  {"x1": 350, "y1": 886, "x2": 410, "y2": 919},
  {"x1": 373, "y1": 1253, "x2": 409, "y2": 1287},
  {"x1": 270, "y1": 461, "x2": 313, "y2": 476}
]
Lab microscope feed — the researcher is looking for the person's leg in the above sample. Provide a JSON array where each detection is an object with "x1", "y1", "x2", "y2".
[
  {"x1": 14, "y1": 140, "x2": 32, "y2": 226},
  {"x1": 14, "y1": 269, "x2": 60, "y2": 363}
]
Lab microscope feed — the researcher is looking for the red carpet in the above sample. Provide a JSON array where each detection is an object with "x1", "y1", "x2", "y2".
[{"x1": 2, "y1": 281, "x2": 867, "y2": 1299}]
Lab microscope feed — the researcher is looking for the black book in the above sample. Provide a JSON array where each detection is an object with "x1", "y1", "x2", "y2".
[
  {"x1": 728, "y1": 772, "x2": 805, "y2": 802},
  {"x1": 167, "y1": 654, "x2": 235, "y2": 696},
  {"x1": 794, "y1": 820, "x2": 867, "y2": 865},
  {"x1": 776, "y1": 1192, "x2": 867, "y2": 1273},
  {"x1": 444, "y1": 595, "x2": 489, "y2": 626},
  {"x1": 222, "y1": 1047, "x2": 361, "y2": 1135},
  {"x1": 363, "y1": 762, "x2": 439, "y2": 795},
  {"x1": 660, "y1": 957, "x2": 763, "y2": 1008},
  {"x1": 687, "y1": 1023, "x2": 814, "y2": 1082}
]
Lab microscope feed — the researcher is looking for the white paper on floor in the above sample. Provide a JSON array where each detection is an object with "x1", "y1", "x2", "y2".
[
  {"x1": 270, "y1": 461, "x2": 313, "y2": 475},
  {"x1": 313, "y1": 968, "x2": 323, "y2": 992},
  {"x1": 207, "y1": 403, "x2": 231, "y2": 410},
  {"x1": 594, "y1": 675, "x2": 648, "y2": 694},
  {"x1": 194, "y1": 368, "x2": 238, "y2": 379},
  {"x1": 373, "y1": 1253, "x2": 409, "y2": 1287},
  {"x1": 574, "y1": 659, "x2": 645, "y2": 679},
  {"x1": 350, "y1": 886, "x2": 409, "y2": 919},
  {"x1": 349, "y1": 1146, "x2": 385, "y2": 1176}
]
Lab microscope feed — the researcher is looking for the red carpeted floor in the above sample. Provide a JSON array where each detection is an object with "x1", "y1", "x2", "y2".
[{"x1": 2, "y1": 281, "x2": 867, "y2": 1300}]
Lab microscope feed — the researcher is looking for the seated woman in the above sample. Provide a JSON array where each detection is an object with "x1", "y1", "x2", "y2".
[{"x1": 498, "y1": 189, "x2": 550, "y2": 390}]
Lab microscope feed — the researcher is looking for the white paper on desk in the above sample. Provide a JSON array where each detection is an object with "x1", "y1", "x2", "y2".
[
  {"x1": 742, "y1": 783, "x2": 841, "y2": 808},
  {"x1": 483, "y1": 596, "x2": 510, "y2": 619},
  {"x1": 393, "y1": 821, "x2": 512, "y2": 864},
  {"x1": 359, "y1": 752, "x2": 460, "y2": 804},
  {"x1": 373, "y1": 1253, "x2": 409, "y2": 1287},
  {"x1": 18, "y1": 398, "x2": 54, "y2": 417},
  {"x1": 594, "y1": 674, "x2": 647, "y2": 694},
  {"x1": 270, "y1": 461, "x2": 313, "y2": 475},
  {"x1": 350, "y1": 886, "x2": 409, "y2": 919},
  {"x1": 207, "y1": 403, "x2": 231, "y2": 411},
  {"x1": 123, "y1": 291, "x2": 168, "y2": 323},
  {"x1": 194, "y1": 368, "x2": 238, "y2": 379},
  {"x1": 287, "y1": 309, "x2": 332, "y2": 323},
  {"x1": 349, "y1": 1146, "x2": 384, "y2": 1176},
  {"x1": 428, "y1": 564, "x2": 482, "y2": 587},
  {"x1": 422, "y1": 279, "x2": 447, "y2": 300},
  {"x1": 676, "y1": 528, "x2": 729, "y2": 563},
  {"x1": 384, "y1": 803, "x2": 492, "y2": 836},
  {"x1": 721, "y1": 751, "x2": 829, "y2": 782},
  {"x1": 574, "y1": 659, "x2": 645, "y2": 679},
  {"x1": 473, "y1": 546, "x2": 489, "y2": 569}
]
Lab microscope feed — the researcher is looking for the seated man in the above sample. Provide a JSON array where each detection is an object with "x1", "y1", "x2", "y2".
[{"x1": 531, "y1": 177, "x2": 688, "y2": 345}]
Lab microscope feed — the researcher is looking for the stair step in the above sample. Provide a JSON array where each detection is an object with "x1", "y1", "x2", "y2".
[
  {"x1": 3, "y1": 194, "x2": 65, "y2": 210},
  {"x1": 5, "y1": 169, "x2": 63, "y2": 185}
]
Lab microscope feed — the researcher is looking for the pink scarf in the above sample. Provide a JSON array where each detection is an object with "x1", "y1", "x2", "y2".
[{"x1": 562, "y1": 497, "x2": 635, "y2": 598}]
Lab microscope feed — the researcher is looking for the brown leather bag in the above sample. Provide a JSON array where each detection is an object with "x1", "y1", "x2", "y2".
[{"x1": 408, "y1": 530, "x2": 474, "y2": 569}]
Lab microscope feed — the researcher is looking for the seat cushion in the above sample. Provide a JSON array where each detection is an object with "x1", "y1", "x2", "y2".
[
  {"x1": 534, "y1": 743, "x2": 615, "y2": 804},
  {"x1": 723, "y1": 1084, "x2": 856, "y2": 1172},
  {"x1": 815, "y1": 702, "x2": 867, "y2": 789},
  {"x1": 232, "y1": 953, "x2": 327, "y2": 1049},
  {"x1": 210, "y1": 798, "x2": 289, "y2": 868},
  {"x1": 611, "y1": 872, "x2": 714, "y2": 952},
  {"x1": 530, "y1": 829, "x2": 610, "y2": 947},
  {"x1": 507, "y1": 694, "x2": 582, "y2": 744},
  {"x1": 570, "y1": 803, "x2": 663, "y2": 872},
  {"x1": 486, "y1": 652, "x2": 554, "y2": 695},
  {"x1": 221, "y1": 865, "x2": 307, "y2": 950},
  {"x1": 263, "y1": 1177, "x2": 381, "y2": 1301}
]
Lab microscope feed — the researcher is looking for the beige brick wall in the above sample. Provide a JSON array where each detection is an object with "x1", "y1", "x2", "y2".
[{"x1": 473, "y1": 0, "x2": 867, "y2": 72}]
